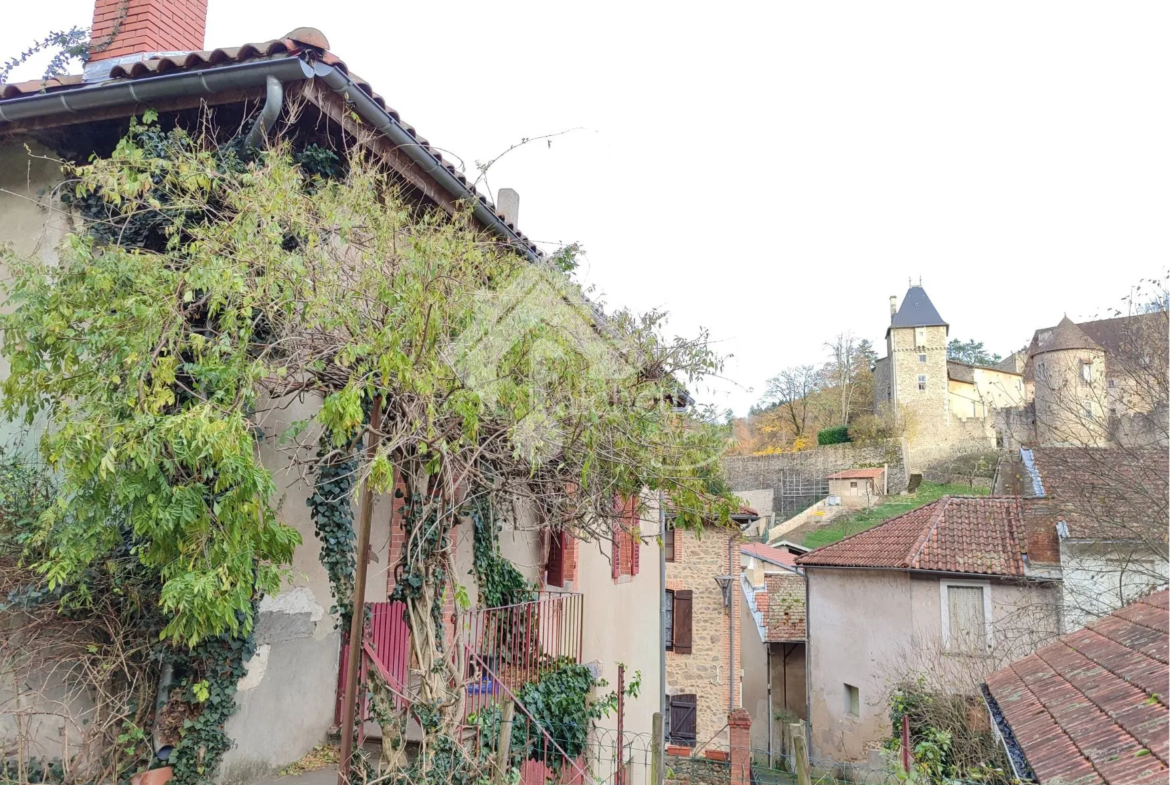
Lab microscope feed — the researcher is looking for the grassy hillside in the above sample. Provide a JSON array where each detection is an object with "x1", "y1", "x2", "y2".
[{"x1": 800, "y1": 481, "x2": 989, "y2": 550}]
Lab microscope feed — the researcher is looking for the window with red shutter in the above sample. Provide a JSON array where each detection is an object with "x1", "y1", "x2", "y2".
[{"x1": 546, "y1": 531, "x2": 565, "y2": 587}]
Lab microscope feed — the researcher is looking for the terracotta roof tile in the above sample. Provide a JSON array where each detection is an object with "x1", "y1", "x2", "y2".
[
  {"x1": 742, "y1": 542, "x2": 799, "y2": 569},
  {"x1": 825, "y1": 468, "x2": 885, "y2": 480},
  {"x1": 796, "y1": 496, "x2": 1031, "y2": 576},
  {"x1": 0, "y1": 30, "x2": 539, "y2": 254},
  {"x1": 985, "y1": 590, "x2": 1169, "y2": 785},
  {"x1": 1028, "y1": 447, "x2": 1169, "y2": 541}
]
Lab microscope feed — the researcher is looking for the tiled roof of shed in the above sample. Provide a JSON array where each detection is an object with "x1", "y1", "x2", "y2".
[
  {"x1": 742, "y1": 542, "x2": 799, "y2": 569},
  {"x1": 984, "y1": 589, "x2": 1169, "y2": 785},
  {"x1": 796, "y1": 496, "x2": 1031, "y2": 576},
  {"x1": 0, "y1": 30, "x2": 537, "y2": 252},
  {"x1": 825, "y1": 468, "x2": 885, "y2": 480}
]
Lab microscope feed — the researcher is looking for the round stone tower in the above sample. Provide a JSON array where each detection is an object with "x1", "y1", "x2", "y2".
[{"x1": 1030, "y1": 316, "x2": 1108, "y2": 447}]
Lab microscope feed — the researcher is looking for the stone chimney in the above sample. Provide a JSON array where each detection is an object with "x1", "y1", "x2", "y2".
[
  {"x1": 87, "y1": 0, "x2": 208, "y2": 79},
  {"x1": 497, "y1": 188, "x2": 520, "y2": 227},
  {"x1": 889, "y1": 295, "x2": 897, "y2": 323}
]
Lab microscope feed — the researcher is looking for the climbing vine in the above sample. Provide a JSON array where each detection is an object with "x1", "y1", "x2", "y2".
[
  {"x1": 470, "y1": 495, "x2": 535, "y2": 609},
  {"x1": 307, "y1": 431, "x2": 359, "y2": 628}
]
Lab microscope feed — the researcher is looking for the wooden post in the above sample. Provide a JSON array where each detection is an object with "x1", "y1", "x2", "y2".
[
  {"x1": 902, "y1": 714, "x2": 911, "y2": 773},
  {"x1": 496, "y1": 699, "x2": 516, "y2": 782},
  {"x1": 337, "y1": 395, "x2": 384, "y2": 785},
  {"x1": 651, "y1": 712, "x2": 663, "y2": 785},
  {"x1": 789, "y1": 722, "x2": 811, "y2": 785},
  {"x1": 616, "y1": 665, "x2": 625, "y2": 785}
]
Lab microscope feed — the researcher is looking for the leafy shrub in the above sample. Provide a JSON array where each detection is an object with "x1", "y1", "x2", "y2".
[
  {"x1": 847, "y1": 412, "x2": 899, "y2": 445},
  {"x1": 817, "y1": 425, "x2": 850, "y2": 445}
]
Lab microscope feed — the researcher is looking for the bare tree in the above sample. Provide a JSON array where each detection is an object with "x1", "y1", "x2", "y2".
[{"x1": 763, "y1": 365, "x2": 820, "y2": 439}]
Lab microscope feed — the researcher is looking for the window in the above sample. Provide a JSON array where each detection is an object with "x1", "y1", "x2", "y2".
[
  {"x1": 850, "y1": 481, "x2": 858, "y2": 489},
  {"x1": 918, "y1": 374, "x2": 927, "y2": 392},
  {"x1": 918, "y1": 353, "x2": 927, "y2": 363},
  {"x1": 915, "y1": 328, "x2": 926, "y2": 348},
  {"x1": 1080, "y1": 361, "x2": 1092, "y2": 384},
  {"x1": 1083, "y1": 400, "x2": 1094, "y2": 419},
  {"x1": 943, "y1": 583, "x2": 989, "y2": 654},
  {"x1": 1037, "y1": 362, "x2": 1047, "y2": 381},
  {"x1": 667, "y1": 694, "x2": 697, "y2": 746},
  {"x1": 844, "y1": 684, "x2": 860, "y2": 717},
  {"x1": 669, "y1": 590, "x2": 693, "y2": 654},
  {"x1": 664, "y1": 524, "x2": 676, "y2": 562},
  {"x1": 1108, "y1": 378, "x2": 1117, "y2": 389},
  {"x1": 546, "y1": 531, "x2": 566, "y2": 587},
  {"x1": 664, "y1": 590, "x2": 674, "y2": 649}
]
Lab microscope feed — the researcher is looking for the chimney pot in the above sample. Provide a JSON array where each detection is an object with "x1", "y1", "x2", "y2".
[
  {"x1": 87, "y1": 0, "x2": 208, "y2": 77},
  {"x1": 889, "y1": 296, "x2": 897, "y2": 323},
  {"x1": 497, "y1": 188, "x2": 520, "y2": 227}
]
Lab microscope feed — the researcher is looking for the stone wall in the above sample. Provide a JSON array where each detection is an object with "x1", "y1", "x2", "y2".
[
  {"x1": 764, "y1": 573, "x2": 806, "y2": 641},
  {"x1": 724, "y1": 441, "x2": 908, "y2": 518},
  {"x1": 889, "y1": 325, "x2": 950, "y2": 441},
  {"x1": 666, "y1": 526, "x2": 742, "y2": 748},
  {"x1": 666, "y1": 753, "x2": 730, "y2": 785}
]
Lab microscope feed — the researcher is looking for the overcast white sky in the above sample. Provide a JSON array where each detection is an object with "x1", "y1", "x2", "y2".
[{"x1": 4, "y1": 2, "x2": 1167, "y2": 415}]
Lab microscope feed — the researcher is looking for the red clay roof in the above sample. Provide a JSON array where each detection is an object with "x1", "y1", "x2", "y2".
[
  {"x1": 796, "y1": 496, "x2": 1030, "y2": 576},
  {"x1": 826, "y1": 468, "x2": 885, "y2": 480},
  {"x1": 0, "y1": 30, "x2": 538, "y2": 253},
  {"x1": 1029, "y1": 447, "x2": 1169, "y2": 541},
  {"x1": 742, "y1": 542, "x2": 799, "y2": 569},
  {"x1": 984, "y1": 589, "x2": 1169, "y2": 785}
]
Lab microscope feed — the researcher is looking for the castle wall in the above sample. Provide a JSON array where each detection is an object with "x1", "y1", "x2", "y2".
[{"x1": 1033, "y1": 350, "x2": 1108, "y2": 447}]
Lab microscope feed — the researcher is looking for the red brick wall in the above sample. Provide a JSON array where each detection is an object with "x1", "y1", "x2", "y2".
[
  {"x1": 90, "y1": 0, "x2": 208, "y2": 62},
  {"x1": 764, "y1": 573, "x2": 806, "y2": 641}
]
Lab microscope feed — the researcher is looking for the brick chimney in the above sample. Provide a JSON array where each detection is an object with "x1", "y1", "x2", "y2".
[{"x1": 87, "y1": 0, "x2": 208, "y2": 78}]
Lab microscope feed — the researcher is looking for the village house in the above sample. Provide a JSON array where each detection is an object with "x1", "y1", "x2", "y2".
[
  {"x1": 738, "y1": 543, "x2": 807, "y2": 761},
  {"x1": 795, "y1": 496, "x2": 1062, "y2": 763},
  {"x1": 0, "y1": 1, "x2": 666, "y2": 779},
  {"x1": 663, "y1": 510, "x2": 758, "y2": 753},
  {"x1": 982, "y1": 589, "x2": 1168, "y2": 785},
  {"x1": 995, "y1": 445, "x2": 1169, "y2": 633}
]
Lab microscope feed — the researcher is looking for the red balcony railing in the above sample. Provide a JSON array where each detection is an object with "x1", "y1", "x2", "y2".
[{"x1": 459, "y1": 591, "x2": 584, "y2": 718}]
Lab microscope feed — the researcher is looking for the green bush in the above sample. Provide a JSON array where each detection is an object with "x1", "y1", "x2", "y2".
[{"x1": 817, "y1": 425, "x2": 850, "y2": 445}]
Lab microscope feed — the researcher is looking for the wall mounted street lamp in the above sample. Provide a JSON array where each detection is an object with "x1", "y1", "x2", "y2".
[{"x1": 714, "y1": 575, "x2": 735, "y2": 608}]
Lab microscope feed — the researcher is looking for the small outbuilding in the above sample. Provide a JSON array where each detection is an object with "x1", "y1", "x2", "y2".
[{"x1": 825, "y1": 467, "x2": 887, "y2": 507}]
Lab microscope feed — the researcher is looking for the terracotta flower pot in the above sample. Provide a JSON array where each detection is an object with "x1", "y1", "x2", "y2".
[
  {"x1": 704, "y1": 750, "x2": 730, "y2": 761},
  {"x1": 665, "y1": 745, "x2": 692, "y2": 757},
  {"x1": 130, "y1": 766, "x2": 173, "y2": 785}
]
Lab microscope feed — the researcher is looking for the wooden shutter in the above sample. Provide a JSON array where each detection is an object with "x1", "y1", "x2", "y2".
[
  {"x1": 673, "y1": 590, "x2": 693, "y2": 654},
  {"x1": 612, "y1": 521, "x2": 621, "y2": 579},
  {"x1": 664, "y1": 526, "x2": 675, "y2": 562},
  {"x1": 669, "y1": 694, "x2": 697, "y2": 746},
  {"x1": 546, "y1": 531, "x2": 565, "y2": 587}
]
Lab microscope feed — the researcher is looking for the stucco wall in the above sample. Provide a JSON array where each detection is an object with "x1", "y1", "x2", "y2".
[
  {"x1": 575, "y1": 498, "x2": 663, "y2": 741},
  {"x1": 739, "y1": 589, "x2": 769, "y2": 752},
  {"x1": 666, "y1": 525, "x2": 742, "y2": 749},
  {"x1": 1059, "y1": 541, "x2": 1170, "y2": 634},
  {"x1": 807, "y1": 568, "x2": 1059, "y2": 762}
]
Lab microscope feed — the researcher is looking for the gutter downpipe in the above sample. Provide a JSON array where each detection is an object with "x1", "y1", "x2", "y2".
[
  {"x1": 658, "y1": 492, "x2": 667, "y2": 785},
  {"x1": 311, "y1": 62, "x2": 541, "y2": 264},
  {"x1": 0, "y1": 57, "x2": 314, "y2": 124},
  {"x1": 244, "y1": 74, "x2": 284, "y2": 149}
]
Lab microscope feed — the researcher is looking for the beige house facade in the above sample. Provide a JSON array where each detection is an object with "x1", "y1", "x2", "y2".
[
  {"x1": 0, "y1": 8, "x2": 666, "y2": 778},
  {"x1": 797, "y1": 496, "x2": 1062, "y2": 762}
]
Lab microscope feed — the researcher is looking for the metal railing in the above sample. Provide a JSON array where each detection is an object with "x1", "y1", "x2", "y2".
[{"x1": 458, "y1": 591, "x2": 584, "y2": 717}]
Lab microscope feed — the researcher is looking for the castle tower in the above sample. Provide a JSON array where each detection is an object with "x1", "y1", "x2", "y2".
[
  {"x1": 1030, "y1": 316, "x2": 1108, "y2": 447},
  {"x1": 886, "y1": 285, "x2": 950, "y2": 438}
]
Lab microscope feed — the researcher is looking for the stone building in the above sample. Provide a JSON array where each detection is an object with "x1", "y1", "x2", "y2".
[
  {"x1": 873, "y1": 285, "x2": 1022, "y2": 470},
  {"x1": 664, "y1": 511, "x2": 758, "y2": 752}
]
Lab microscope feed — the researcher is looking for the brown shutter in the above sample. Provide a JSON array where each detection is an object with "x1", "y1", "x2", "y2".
[
  {"x1": 673, "y1": 590, "x2": 693, "y2": 654},
  {"x1": 669, "y1": 694, "x2": 697, "y2": 746},
  {"x1": 546, "y1": 531, "x2": 565, "y2": 587}
]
